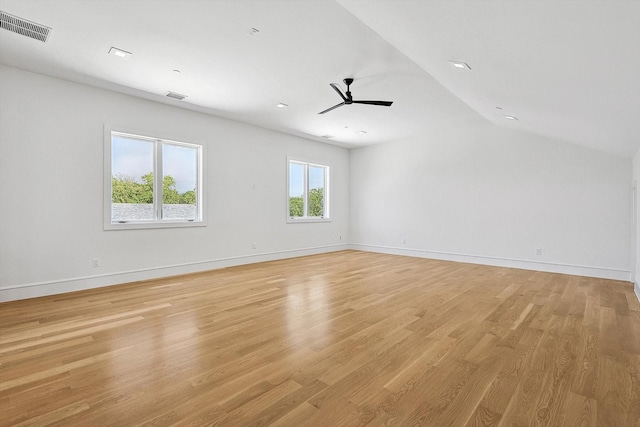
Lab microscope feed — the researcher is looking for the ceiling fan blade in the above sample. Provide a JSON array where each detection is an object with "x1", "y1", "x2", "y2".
[
  {"x1": 352, "y1": 100, "x2": 393, "y2": 107},
  {"x1": 330, "y1": 83, "x2": 347, "y2": 101},
  {"x1": 318, "y1": 102, "x2": 345, "y2": 115}
]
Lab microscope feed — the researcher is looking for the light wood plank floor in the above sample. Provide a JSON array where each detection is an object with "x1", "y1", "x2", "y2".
[{"x1": 1, "y1": 250, "x2": 639, "y2": 426}]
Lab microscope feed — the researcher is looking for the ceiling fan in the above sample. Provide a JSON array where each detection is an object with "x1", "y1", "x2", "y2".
[{"x1": 318, "y1": 78, "x2": 393, "y2": 114}]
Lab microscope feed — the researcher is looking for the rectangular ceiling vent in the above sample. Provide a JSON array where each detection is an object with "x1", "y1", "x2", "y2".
[
  {"x1": 166, "y1": 91, "x2": 187, "y2": 101},
  {"x1": 0, "y1": 11, "x2": 52, "y2": 43}
]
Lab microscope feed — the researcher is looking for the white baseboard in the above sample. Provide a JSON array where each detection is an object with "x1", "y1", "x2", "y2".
[
  {"x1": 0, "y1": 244, "x2": 348, "y2": 302},
  {"x1": 2, "y1": 244, "x2": 632, "y2": 303},
  {"x1": 350, "y1": 244, "x2": 631, "y2": 282}
]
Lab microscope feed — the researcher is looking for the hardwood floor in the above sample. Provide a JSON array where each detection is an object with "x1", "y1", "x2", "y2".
[{"x1": 1, "y1": 250, "x2": 639, "y2": 426}]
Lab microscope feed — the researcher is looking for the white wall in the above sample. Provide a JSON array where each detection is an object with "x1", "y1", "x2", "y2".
[
  {"x1": 0, "y1": 65, "x2": 350, "y2": 301},
  {"x1": 633, "y1": 150, "x2": 640, "y2": 299},
  {"x1": 350, "y1": 124, "x2": 632, "y2": 280},
  {"x1": 1, "y1": 64, "x2": 635, "y2": 302}
]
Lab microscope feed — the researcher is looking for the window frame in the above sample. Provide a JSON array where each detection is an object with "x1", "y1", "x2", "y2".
[
  {"x1": 104, "y1": 125, "x2": 206, "y2": 230},
  {"x1": 287, "y1": 157, "x2": 330, "y2": 223}
]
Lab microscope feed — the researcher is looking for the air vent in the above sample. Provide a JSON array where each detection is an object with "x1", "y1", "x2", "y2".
[
  {"x1": 0, "y1": 11, "x2": 51, "y2": 43},
  {"x1": 166, "y1": 91, "x2": 187, "y2": 101}
]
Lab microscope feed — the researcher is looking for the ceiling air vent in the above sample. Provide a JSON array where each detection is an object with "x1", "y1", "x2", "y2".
[
  {"x1": 166, "y1": 91, "x2": 187, "y2": 101},
  {"x1": 0, "y1": 11, "x2": 52, "y2": 43}
]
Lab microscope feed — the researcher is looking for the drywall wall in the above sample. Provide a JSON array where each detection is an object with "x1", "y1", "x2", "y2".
[
  {"x1": 633, "y1": 150, "x2": 640, "y2": 299},
  {"x1": 0, "y1": 65, "x2": 350, "y2": 301},
  {"x1": 1, "y1": 63, "x2": 634, "y2": 302},
  {"x1": 350, "y1": 124, "x2": 632, "y2": 280}
]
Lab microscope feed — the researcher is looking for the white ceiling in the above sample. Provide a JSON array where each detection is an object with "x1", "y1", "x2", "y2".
[{"x1": 1, "y1": 0, "x2": 639, "y2": 158}]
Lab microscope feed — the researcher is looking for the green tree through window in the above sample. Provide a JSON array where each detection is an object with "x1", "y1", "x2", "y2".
[
  {"x1": 108, "y1": 130, "x2": 202, "y2": 227},
  {"x1": 111, "y1": 173, "x2": 195, "y2": 205},
  {"x1": 288, "y1": 160, "x2": 329, "y2": 220}
]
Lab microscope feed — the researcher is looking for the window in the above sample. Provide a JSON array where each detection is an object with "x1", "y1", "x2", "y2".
[
  {"x1": 104, "y1": 128, "x2": 204, "y2": 229},
  {"x1": 288, "y1": 159, "x2": 329, "y2": 222}
]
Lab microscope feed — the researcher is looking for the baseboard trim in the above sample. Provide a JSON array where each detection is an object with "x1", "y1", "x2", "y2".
[
  {"x1": 350, "y1": 244, "x2": 631, "y2": 282},
  {"x1": 2, "y1": 244, "x2": 632, "y2": 303},
  {"x1": 0, "y1": 244, "x2": 348, "y2": 302}
]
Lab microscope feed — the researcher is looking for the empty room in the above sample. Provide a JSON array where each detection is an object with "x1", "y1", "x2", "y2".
[{"x1": 1, "y1": 0, "x2": 639, "y2": 426}]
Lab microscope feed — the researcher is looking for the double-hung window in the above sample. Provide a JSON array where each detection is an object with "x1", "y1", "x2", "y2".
[
  {"x1": 105, "y1": 128, "x2": 204, "y2": 229},
  {"x1": 288, "y1": 159, "x2": 329, "y2": 222}
]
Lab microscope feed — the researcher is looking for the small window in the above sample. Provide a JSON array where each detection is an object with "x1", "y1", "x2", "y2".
[
  {"x1": 288, "y1": 159, "x2": 329, "y2": 222},
  {"x1": 105, "y1": 129, "x2": 204, "y2": 229}
]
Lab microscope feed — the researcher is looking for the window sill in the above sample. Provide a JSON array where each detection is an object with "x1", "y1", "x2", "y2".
[
  {"x1": 287, "y1": 217, "x2": 331, "y2": 224},
  {"x1": 104, "y1": 220, "x2": 206, "y2": 231}
]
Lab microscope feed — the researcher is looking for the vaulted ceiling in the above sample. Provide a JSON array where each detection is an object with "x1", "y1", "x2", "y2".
[{"x1": 1, "y1": 0, "x2": 638, "y2": 157}]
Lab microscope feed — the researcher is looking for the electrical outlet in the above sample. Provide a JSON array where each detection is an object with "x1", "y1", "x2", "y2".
[
  {"x1": 92, "y1": 258, "x2": 100, "y2": 268},
  {"x1": 535, "y1": 248, "x2": 542, "y2": 256}
]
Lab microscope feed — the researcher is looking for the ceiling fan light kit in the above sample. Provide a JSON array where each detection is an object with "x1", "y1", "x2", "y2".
[{"x1": 318, "y1": 78, "x2": 393, "y2": 114}]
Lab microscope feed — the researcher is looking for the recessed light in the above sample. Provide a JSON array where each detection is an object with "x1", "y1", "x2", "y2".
[
  {"x1": 505, "y1": 115, "x2": 518, "y2": 120},
  {"x1": 449, "y1": 60, "x2": 471, "y2": 70},
  {"x1": 109, "y1": 47, "x2": 132, "y2": 58},
  {"x1": 357, "y1": 130, "x2": 367, "y2": 135},
  {"x1": 276, "y1": 102, "x2": 288, "y2": 108}
]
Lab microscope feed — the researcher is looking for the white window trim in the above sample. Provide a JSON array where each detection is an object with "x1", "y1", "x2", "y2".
[
  {"x1": 103, "y1": 124, "x2": 206, "y2": 230},
  {"x1": 286, "y1": 157, "x2": 330, "y2": 223}
]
